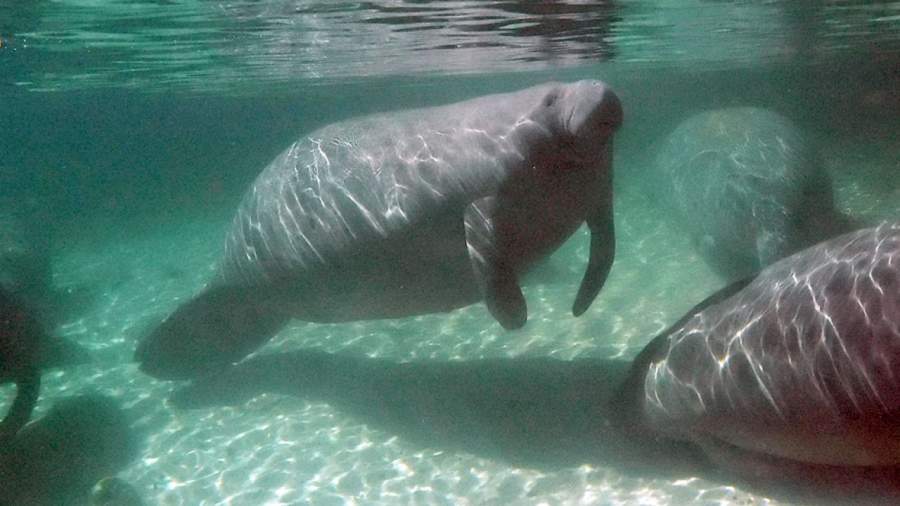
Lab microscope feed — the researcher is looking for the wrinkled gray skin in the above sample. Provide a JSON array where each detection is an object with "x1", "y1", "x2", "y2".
[
  {"x1": 655, "y1": 107, "x2": 852, "y2": 280},
  {"x1": 137, "y1": 80, "x2": 622, "y2": 380},
  {"x1": 615, "y1": 222, "x2": 900, "y2": 487}
]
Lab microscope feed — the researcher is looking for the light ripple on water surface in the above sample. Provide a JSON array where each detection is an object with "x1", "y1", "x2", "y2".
[{"x1": 2, "y1": 1, "x2": 898, "y2": 92}]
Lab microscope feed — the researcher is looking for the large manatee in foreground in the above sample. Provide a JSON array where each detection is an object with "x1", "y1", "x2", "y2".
[
  {"x1": 137, "y1": 80, "x2": 623, "y2": 380},
  {"x1": 654, "y1": 107, "x2": 854, "y2": 280},
  {"x1": 614, "y1": 222, "x2": 900, "y2": 494}
]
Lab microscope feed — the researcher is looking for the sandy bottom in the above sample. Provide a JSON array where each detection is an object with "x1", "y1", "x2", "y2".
[{"x1": 4, "y1": 141, "x2": 897, "y2": 505}]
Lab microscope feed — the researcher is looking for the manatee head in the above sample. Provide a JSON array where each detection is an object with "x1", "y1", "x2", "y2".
[{"x1": 535, "y1": 80, "x2": 623, "y2": 157}]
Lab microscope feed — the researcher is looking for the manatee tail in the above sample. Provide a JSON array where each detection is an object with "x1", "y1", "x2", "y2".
[{"x1": 134, "y1": 283, "x2": 290, "y2": 381}]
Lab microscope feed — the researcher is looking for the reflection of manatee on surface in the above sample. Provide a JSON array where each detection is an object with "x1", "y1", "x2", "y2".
[
  {"x1": 137, "y1": 80, "x2": 624, "y2": 380},
  {"x1": 654, "y1": 107, "x2": 855, "y2": 280},
  {"x1": 0, "y1": 394, "x2": 141, "y2": 506},
  {"x1": 1, "y1": 286, "x2": 90, "y2": 443},
  {"x1": 614, "y1": 222, "x2": 900, "y2": 500}
]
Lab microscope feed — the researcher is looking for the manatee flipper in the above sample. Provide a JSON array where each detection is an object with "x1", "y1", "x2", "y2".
[
  {"x1": 573, "y1": 197, "x2": 615, "y2": 317},
  {"x1": 467, "y1": 197, "x2": 527, "y2": 330},
  {"x1": 483, "y1": 257, "x2": 527, "y2": 330},
  {"x1": 0, "y1": 369, "x2": 40, "y2": 445}
]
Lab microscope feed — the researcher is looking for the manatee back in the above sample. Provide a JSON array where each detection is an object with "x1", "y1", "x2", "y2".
[
  {"x1": 655, "y1": 107, "x2": 834, "y2": 278},
  {"x1": 217, "y1": 83, "x2": 563, "y2": 287},
  {"x1": 641, "y1": 223, "x2": 900, "y2": 465}
]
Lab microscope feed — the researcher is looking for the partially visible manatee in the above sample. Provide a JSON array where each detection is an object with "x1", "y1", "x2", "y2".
[
  {"x1": 614, "y1": 222, "x2": 900, "y2": 495},
  {"x1": 137, "y1": 80, "x2": 624, "y2": 380},
  {"x1": 1, "y1": 287, "x2": 90, "y2": 443},
  {"x1": 0, "y1": 198, "x2": 53, "y2": 314},
  {"x1": 654, "y1": 107, "x2": 854, "y2": 279}
]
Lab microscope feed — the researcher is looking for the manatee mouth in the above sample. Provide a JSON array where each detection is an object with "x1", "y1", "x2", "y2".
[{"x1": 563, "y1": 82, "x2": 622, "y2": 143}]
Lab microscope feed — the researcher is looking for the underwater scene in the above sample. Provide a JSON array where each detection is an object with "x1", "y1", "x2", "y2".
[{"x1": 2, "y1": 1, "x2": 900, "y2": 505}]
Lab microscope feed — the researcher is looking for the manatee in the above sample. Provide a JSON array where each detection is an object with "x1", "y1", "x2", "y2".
[
  {"x1": 613, "y1": 222, "x2": 900, "y2": 495},
  {"x1": 654, "y1": 107, "x2": 854, "y2": 280},
  {"x1": 136, "y1": 80, "x2": 623, "y2": 380},
  {"x1": 0, "y1": 199, "x2": 53, "y2": 314},
  {"x1": 1, "y1": 287, "x2": 90, "y2": 444},
  {"x1": 0, "y1": 287, "x2": 42, "y2": 444}
]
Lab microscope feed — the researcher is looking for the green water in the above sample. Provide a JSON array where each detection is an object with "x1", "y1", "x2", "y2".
[{"x1": 2, "y1": 1, "x2": 899, "y2": 505}]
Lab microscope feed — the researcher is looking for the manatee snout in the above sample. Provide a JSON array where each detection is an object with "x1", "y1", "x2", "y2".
[{"x1": 562, "y1": 80, "x2": 623, "y2": 144}]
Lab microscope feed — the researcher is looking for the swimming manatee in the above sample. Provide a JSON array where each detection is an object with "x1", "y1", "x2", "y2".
[
  {"x1": 136, "y1": 80, "x2": 623, "y2": 380},
  {"x1": 1, "y1": 287, "x2": 90, "y2": 444},
  {"x1": 654, "y1": 107, "x2": 855, "y2": 280},
  {"x1": 613, "y1": 222, "x2": 900, "y2": 497}
]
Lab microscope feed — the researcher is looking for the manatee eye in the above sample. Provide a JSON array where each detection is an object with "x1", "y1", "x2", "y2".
[{"x1": 543, "y1": 92, "x2": 558, "y2": 107}]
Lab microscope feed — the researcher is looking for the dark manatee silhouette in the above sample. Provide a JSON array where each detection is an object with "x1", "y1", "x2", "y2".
[
  {"x1": 0, "y1": 394, "x2": 141, "y2": 505},
  {"x1": 654, "y1": 107, "x2": 854, "y2": 280},
  {"x1": 0, "y1": 287, "x2": 42, "y2": 444},
  {"x1": 175, "y1": 223, "x2": 900, "y2": 503},
  {"x1": 137, "y1": 80, "x2": 623, "y2": 380},
  {"x1": 614, "y1": 222, "x2": 900, "y2": 499},
  {"x1": 0, "y1": 195, "x2": 96, "y2": 326},
  {"x1": 1, "y1": 287, "x2": 90, "y2": 443},
  {"x1": 0, "y1": 199, "x2": 53, "y2": 315}
]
